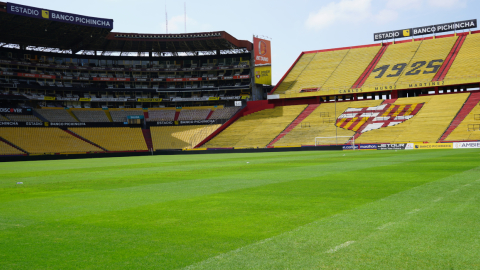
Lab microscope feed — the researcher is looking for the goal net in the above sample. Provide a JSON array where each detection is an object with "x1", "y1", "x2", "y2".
[{"x1": 314, "y1": 136, "x2": 355, "y2": 147}]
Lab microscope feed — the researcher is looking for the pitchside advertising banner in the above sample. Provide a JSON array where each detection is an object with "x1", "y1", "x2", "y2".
[
  {"x1": 453, "y1": 142, "x2": 480, "y2": 149},
  {"x1": 6, "y1": 2, "x2": 113, "y2": 29},
  {"x1": 374, "y1": 19, "x2": 477, "y2": 41}
]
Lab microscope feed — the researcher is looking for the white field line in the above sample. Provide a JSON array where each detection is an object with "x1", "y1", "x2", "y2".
[
  {"x1": 326, "y1": 241, "x2": 355, "y2": 253},
  {"x1": 433, "y1": 197, "x2": 443, "y2": 202},
  {"x1": 377, "y1": 222, "x2": 395, "y2": 230},
  {"x1": 450, "y1": 189, "x2": 459, "y2": 193},
  {"x1": 463, "y1": 184, "x2": 472, "y2": 187}
]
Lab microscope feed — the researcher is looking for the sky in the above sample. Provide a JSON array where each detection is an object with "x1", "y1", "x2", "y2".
[{"x1": 7, "y1": 0, "x2": 477, "y2": 84}]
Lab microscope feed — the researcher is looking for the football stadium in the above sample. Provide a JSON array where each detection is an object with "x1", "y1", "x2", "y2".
[{"x1": 1, "y1": 1, "x2": 480, "y2": 269}]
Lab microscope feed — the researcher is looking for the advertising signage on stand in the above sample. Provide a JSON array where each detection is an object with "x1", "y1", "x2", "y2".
[
  {"x1": 253, "y1": 37, "x2": 271, "y2": 65},
  {"x1": 6, "y1": 2, "x2": 113, "y2": 29},
  {"x1": 254, "y1": 37, "x2": 272, "y2": 86},
  {"x1": 374, "y1": 19, "x2": 477, "y2": 41}
]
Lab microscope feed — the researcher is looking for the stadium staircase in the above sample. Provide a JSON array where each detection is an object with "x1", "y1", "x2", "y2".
[
  {"x1": 105, "y1": 111, "x2": 114, "y2": 122},
  {"x1": 433, "y1": 34, "x2": 467, "y2": 81},
  {"x1": 142, "y1": 129, "x2": 154, "y2": 151},
  {"x1": 64, "y1": 130, "x2": 107, "y2": 152},
  {"x1": 0, "y1": 136, "x2": 28, "y2": 154},
  {"x1": 174, "y1": 110, "x2": 180, "y2": 121},
  {"x1": 267, "y1": 104, "x2": 319, "y2": 147},
  {"x1": 438, "y1": 92, "x2": 480, "y2": 142},
  {"x1": 67, "y1": 110, "x2": 80, "y2": 122},
  {"x1": 352, "y1": 44, "x2": 389, "y2": 89},
  {"x1": 143, "y1": 111, "x2": 149, "y2": 120},
  {"x1": 205, "y1": 110, "x2": 214, "y2": 120},
  {"x1": 32, "y1": 110, "x2": 48, "y2": 122}
]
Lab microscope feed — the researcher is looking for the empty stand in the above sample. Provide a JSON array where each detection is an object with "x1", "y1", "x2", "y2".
[
  {"x1": 433, "y1": 35, "x2": 466, "y2": 81},
  {"x1": 444, "y1": 92, "x2": 480, "y2": 141},
  {"x1": 0, "y1": 140, "x2": 25, "y2": 155},
  {"x1": 151, "y1": 125, "x2": 220, "y2": 150},
  {"x1": 203, "y1": 105, "x2": 307, "y2": 148},
  {"x1": 362, "y1": 41, "x2": 422, "y2": 87},
  {"x1": 322, "y1": 46, "x2": 380, "y2": 90},
  {"x1": 356, "y1": 93, "x2": 469, "y2": 144},
  {"x1": 208, "y1": 107, "x2": 241, "y2": 120},
  {"x1": 352, "y1": 45, "x2": 389, "y2": 88},
  {"x1": 109, "y1": 110, "x2": 144, "y2": 122},
  {"x1": 444, "y1": 33, "x2": 480, "y2": 82},
  {"x1": 72, "y1": 109, "x2": 110, "y2": 122},
  {"x1": 69, "y1": 127, "x2": 148, "y2": 151},
  {"x1": 4, "y1": 114, "x2": 42, "y2": 122},
  {"x1": 273, "y1": 100, "x2": 382, "y2": 147},
  {"x1": 0, "y1": 115, "x2": 10, "y2": 121},
  {"x1": 268, "y1": 104, "x2": 318, "y2": 147},
  {"x1": 147, "y1": 109, "x2": 176, "y2": 121},
  {"x1": 36, "y1": 109, "x2": 78, "y2": 122},
  {"x1": 396, "y1": 37, "x2": 457, "y2": 85},
  {"x1": 177, "y1": 109, "x2": 211, "y2": 121},
  {"x1": 0, "y1": 127, "x2": 102, "y2": 154}
]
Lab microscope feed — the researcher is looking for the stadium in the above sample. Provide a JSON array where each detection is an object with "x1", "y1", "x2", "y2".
[{"x1": 1, "y1": 1, "x2": 480, "y2": 269}]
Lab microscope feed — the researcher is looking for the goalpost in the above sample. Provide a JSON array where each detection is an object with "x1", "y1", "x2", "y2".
[{"x1": 314, "y1": 135, "x2": 355, "y2": 148}]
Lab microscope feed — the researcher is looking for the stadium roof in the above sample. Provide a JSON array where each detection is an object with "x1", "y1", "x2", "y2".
[{"x1": 0, "y1": 2, "x2": 252, "y2": 54}]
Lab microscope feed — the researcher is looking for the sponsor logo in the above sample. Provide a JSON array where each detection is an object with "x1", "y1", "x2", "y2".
[
  {"x1": 453, "y1": 142, "x2": 480, "y2": 149},
  {"x1": 343, "y1": 145, "x2": 359, "y2": 150},
  {"x1": 337, "y1": 103, "x2": 423, "y2": 134},
  {"x1": 377, "y1": 143, "x2": 407, "y2": 150},
  {"x1": 414, "y1": 143, "x2": 453, "y2": 149},
  {"x1": 26, "y1": 122, "x2": 43, "y2": 126},
  {"x1": 0, "y1": 121, "x2": 19, "y2": 126},
  {"x1": 42, "y1": 10, "x2": 49, "y2": 19},
  {"x1": 359, "y1": 144, "x2": 377, "y2": 150},
  {"x1": 0, "y1": 108, "x2": 22, "y2": 113},
  {"x1": 49, "y1": 122, "x2": 87, "y2": 126},
  {"x1": 259, "y1": 40, "x2": 267, "y2": 56}
]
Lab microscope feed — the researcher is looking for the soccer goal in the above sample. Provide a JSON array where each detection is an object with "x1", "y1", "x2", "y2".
[{"x1": 314, "y1": 136, "x2": 355, "y2": 147}]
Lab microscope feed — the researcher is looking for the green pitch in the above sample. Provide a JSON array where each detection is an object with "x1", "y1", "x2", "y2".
[{"x1": 1, "y1": 149, "x2": 479, "y2": 269}]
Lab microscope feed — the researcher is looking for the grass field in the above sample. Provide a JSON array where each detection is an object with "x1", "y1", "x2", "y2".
[{"x1": 1, "y1": 149, "x2": 480, "y2": 269}]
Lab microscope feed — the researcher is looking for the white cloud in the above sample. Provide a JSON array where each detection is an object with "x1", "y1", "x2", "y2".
[{"x1": 305, "y1": 0, "x2": 372, "y2": 30}]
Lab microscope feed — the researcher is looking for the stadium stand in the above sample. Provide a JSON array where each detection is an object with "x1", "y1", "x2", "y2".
[
  {"x1": 444, "y1": 33, "x2": 480, "y2": 82},
  {"x1": 444, "y1": 94, "x2": 480, "y2": 141},
  {"x1": 4, "y1": 114, "x2": 42, "y2": 122},
  {"x1": 273, "y1": 100, "x2": 382, "y2": 146},
  {"x1": 322, "y1": 46, "x2": 381, "y2": 90},
  {"x1": 109, "y1": 110, "x2": 144, "y2": 122},
  {"x1": 0, "y1": 127, "x2": 101, "y2": 154},
  {"x1": 203, "y1": 105, "x2": 307, "y2": 148},
  {"x1": 362, "y1": 41, "x2": 422, "y2": 87},
  {"x1": 0, "y1": 140, "x2": 24, "y2": 155},
  {"x1": 395, "y1": 37, "x2": 457, "y2": 85},
  {"x1": 151, "y1": 125, "x2": 220, "y2": 150},
  {"x1": 36, "y1": 108, "x2": 78, "y2": 122},
  {"x1": 69, "y1": 127, "x2": 148, "y2": 151},
  {"x1": 208, "y1": 107, "x2": 241, "y2": 120},
  {"x1": 355, "y1": 93, "x2": 469, "y2": 143},
  {"x1": 71, "y1": 109, "x2": 110, "y2": 122},
  {"x1": 147, "y1": 109, "x2": 176, "y2": 121},
  {"x1": 0, "y1": 115, "x2": 10, "y2": 121},
  {"x1": 177, "y1": 109, "x2": 211, "y2": 121}
]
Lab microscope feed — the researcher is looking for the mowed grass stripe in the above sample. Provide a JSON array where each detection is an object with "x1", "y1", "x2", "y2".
[
  {"x1": 0, "y1": 149, "x2": 478, "y2": 269},
  {"x1": 185, "y1": 161, "x2": 480, "y2": 269},
  {"x1": 0, "y1": 150, "x2": 458, "y2": 221}
]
